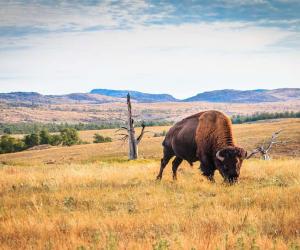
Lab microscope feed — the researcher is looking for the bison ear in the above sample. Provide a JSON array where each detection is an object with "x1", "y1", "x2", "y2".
[{"x1": 236, "y1": 147, "x2": 247, "y2": 159}]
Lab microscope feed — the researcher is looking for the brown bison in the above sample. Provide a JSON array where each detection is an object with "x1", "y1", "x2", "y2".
[{"x1": 156, "y1": 110, "x2": 247, "y2": 183}]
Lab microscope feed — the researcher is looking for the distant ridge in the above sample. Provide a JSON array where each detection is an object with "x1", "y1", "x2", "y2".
[
  {"x1": 0, "y1": 88, "x2": 299, "y2": 105},
  {"x1": 90, "y1": 88, "x2": 178, "y2": 103},
  {"x1": 0, "y1": 92, "x2": 124, "y2": 105},
  {"x1": 183, "y1": 88, "x2": 300, "y2": 103}
]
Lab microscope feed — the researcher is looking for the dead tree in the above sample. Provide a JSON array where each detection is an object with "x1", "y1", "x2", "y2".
[
  {"x1": 246, "y1": 129, "x2": 289, "y2": 160},
  {"x1": 116, "y1": 93, "x2": 147, "y2": 160}
]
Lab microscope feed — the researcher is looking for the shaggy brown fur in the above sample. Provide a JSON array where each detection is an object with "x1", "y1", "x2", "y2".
[{"x1": 156, "y1": 110, "x2": 247, "y2": 182}]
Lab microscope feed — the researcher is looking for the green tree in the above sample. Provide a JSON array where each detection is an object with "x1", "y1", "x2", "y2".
[
  {"x1": 39, "y1": 130, "x2": 51, "y2": 144},
  {"x1": 3, "y1": 128, "x2": 12, "y2": 134},
  {"x1": 0, "y1": 135, "x2": 15, "y2": 153},
  {"x1": 0, "y1": 135, "x2": 25, "y2": 153},
  {"x1": 60, "y1": 128, "x2": 79, "y2": 146},
  {"x1": 50, "y1": 134, "x2": 62, "y2": 146},
  {"x1": 24, "y1": 133, "x2": 40, "y2": 147},
  {"x1": 93, "y1": 133, "x2": 112, "y2": 143}
]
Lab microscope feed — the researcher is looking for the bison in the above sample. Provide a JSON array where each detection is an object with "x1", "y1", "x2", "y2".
[{"x1": 156, "y1": 110, "x2": 247, "y2": 183}]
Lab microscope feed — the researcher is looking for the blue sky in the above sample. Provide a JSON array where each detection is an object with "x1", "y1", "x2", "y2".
[{"x1": 0, "y1": 0, "x2": 299, "y2": 98}]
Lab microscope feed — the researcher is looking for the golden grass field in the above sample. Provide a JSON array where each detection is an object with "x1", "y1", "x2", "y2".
[{"x1": 0, "y1": 119, "x2": 300, "y2": 249}]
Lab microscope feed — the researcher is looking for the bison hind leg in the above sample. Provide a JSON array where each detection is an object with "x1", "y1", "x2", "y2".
[
  {"x1": 172, "y1": 157, "x2": 183, "y2": 180},
  {"x1": 156, "y1": 147, "x2": 174, "y2": 180}
]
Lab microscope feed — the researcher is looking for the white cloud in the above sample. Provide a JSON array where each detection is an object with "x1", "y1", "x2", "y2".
[
  {"x1": 0, "y1": 0, "x2": 174, "y2": 31},
  {"x1": 221, "y1": 0, "x2": 268, "y2": 5},
  {"x1": 0, "y1": 21, "x2": 299, "y2": 97}
]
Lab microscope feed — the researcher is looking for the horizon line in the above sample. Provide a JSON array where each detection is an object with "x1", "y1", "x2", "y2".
[{"x1": 0, "y1": 87, "x2": 298, "y2": 99}]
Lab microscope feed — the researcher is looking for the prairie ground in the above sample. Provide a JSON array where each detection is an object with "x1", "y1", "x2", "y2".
[
  {"x1": 1, "y1": 100, "x2": 300, "y2": 123},
  {"x1": 0, "y1": 119, "x2": 300, "y2": 249}
]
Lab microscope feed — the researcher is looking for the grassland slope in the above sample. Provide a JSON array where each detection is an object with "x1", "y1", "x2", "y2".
[{"x1": 0, "y1": 119, "x2": 299, "y2": 249}]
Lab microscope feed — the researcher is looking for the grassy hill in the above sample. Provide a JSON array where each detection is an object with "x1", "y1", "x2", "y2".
[
  {"x1": 0, "y1": 119, "x2": 299, "y2": 249},
  {"x1": 1, "y1": 119, "x2": 299, "y2": 164},
  {"x1": 184, "y1": 88, "x2": 300, "y2": 103}
]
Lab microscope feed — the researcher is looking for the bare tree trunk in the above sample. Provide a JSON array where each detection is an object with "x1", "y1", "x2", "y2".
[
  {"x1": 127, "y1": 93, "x2": 138, "y2": 160},
  {"x1": 115, "y1": 93, "x2": 147, "y2": 160}
]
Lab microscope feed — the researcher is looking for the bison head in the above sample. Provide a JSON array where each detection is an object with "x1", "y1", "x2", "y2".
[{"x1": 216, "y1": 146, "x2": 247, "y2": 183}]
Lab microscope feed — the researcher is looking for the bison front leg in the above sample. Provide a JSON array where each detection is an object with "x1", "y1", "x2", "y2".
[
  {"x1": 172, "y1": 157, "x2": 183, "y2": 180},
  {"x1": 200, "y1": 161, "x2": 216, "y2": 182}
]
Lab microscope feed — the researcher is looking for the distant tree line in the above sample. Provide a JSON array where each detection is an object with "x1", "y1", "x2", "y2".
[
  {"x1": 1, "y1": 112, "x2": 299, "y2": 135},
  {"x1": 1, "y1": 111, "x2": 298, "y2": 153},
  {"x1": 231, "y1": 111, "x2": 300, "y2": 124},
  {"x1": 0, "y1": 128, "x2": 115, "y2": 154},
  {"x1": 0, "y1": 122, "x2": 120, "y2": 135},
  {"x1": 0, "y1": 128, "x2": 81, "y2": 154},
  {"x1": 0, "y1": 120, "x2": 173, "y2": 135}
]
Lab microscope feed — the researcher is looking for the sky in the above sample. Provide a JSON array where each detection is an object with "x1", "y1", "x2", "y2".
[{"x1": 0, "y1": 0, "x2": 299, "y2": 98}]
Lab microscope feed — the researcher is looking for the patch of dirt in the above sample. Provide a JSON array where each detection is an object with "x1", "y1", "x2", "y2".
[{"x1": 25, "y1": 144, "x2": 52, "y2": 151}]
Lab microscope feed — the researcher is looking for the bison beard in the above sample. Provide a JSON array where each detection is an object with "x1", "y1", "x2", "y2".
[{"x1": 156, "y1": 110, "x2": 247, "y2": 183}]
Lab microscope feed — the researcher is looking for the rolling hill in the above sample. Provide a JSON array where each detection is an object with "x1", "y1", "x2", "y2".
[
  {"x1": 0, "y1": 88, "x2": 299, "y2": 106},
  {"x1": 0, "y1": 92, "x2": 123, "y2": 106},
  {"x1": 183, "y1": 88, "x2": 300, "y2": 103}
]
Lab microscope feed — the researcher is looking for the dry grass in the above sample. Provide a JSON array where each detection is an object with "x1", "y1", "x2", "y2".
[
  {"x1": 79, "y1": 126, "x2": 170, "y2": 143},
  {"x1": 0, "y1": 160, "x2": 299, "y2": 249},
  {"x1": 0, "y1": 119, "x2": 300, "y2": 249},
  {"x1": 1, "y1": 100, "x2": 300, "y2": 123},
  {"x1": 5, "y1": 118, "x2": 297, "y2": 166}
]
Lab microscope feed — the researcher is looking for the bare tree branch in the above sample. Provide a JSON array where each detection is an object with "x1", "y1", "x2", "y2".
[
  {"x1": 246, "y1": 129, "x2": 288, "y2": 160},
  {"x1": 265, "y1": 129, "x2": 283, "y2": 152},
  {"x1": 114, "y1": 127, "x2": 129, "y2": 134},
  {"x1": 115, "y1": 133, "x2": 129, "y2": 137},
  {"x1": 246, "y1": 148, "x2": 262, "y2": 159},
  {"x1": 136, "y1": 123, "x2": 146, "y2": 145},
  {"x1": 117, "y1": 135, "x2": 129, "y2": 142}
]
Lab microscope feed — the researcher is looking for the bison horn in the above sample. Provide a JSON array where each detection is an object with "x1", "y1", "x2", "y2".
[{"x1": 216, "y1": 150, "x2": 225, "y2": 162}]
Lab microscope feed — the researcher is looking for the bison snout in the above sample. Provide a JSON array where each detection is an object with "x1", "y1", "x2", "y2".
[{"x1": 226, "y1": 175, "x2": 239, "y2": 184}]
